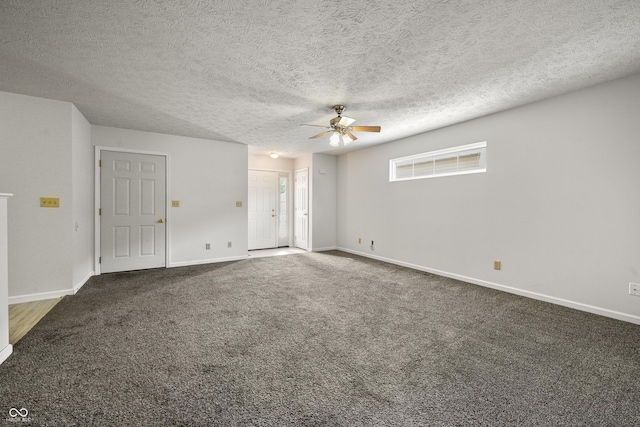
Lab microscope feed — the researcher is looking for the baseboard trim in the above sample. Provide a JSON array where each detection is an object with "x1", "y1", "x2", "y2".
[
  {"x1": 73, "y1": 271, "x2": 94, "y2": 294},
  {"x1": 169, "y1": 255, "x2": 248, "y2": 268},
  {"x1": 9, "y1": 289, "x2": 74, "y2": 305},
  {"x1": 312, "y1": 246, "x2": 337, "y2": 252},
  {"x1": 337, "y1": 247, "x2": 640, "y2": 325},
  {"x1": 0, "y1": 344, "x2": 12, "y2": 366}
]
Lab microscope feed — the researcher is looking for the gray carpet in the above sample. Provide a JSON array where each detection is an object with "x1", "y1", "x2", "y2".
[{"x1": 1, "y1": 251, "x2": 639, "y2": 426}]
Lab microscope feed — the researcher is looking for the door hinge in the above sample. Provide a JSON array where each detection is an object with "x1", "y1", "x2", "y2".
[
  {"x1": 99, "y1": 257, "x2": 101, "y2": 264},
  {"x1": 99, "y1": 159, "x2": 102, "y2": 167},
  {"x1": 99, "y1": 208, "x2": 102, "y2": 215}
]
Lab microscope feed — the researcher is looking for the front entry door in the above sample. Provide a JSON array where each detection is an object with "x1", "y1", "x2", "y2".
[
  {"x1": 100, "y1": 151, "x2": 166, "y2": 273},
  {"x1": 248, "y1": 170, "x2": 278, "y2": 250}
]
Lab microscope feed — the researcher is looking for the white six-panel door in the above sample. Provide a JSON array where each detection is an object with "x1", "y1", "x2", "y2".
[
  {"x1": 294, "y1": 168, "x2": 309, "y2": 250},
  {"x1": 100, "y1": 151, "x2": 166, "y2": 273},
  {"x1": 248, "y1": 170, "x2": 278, "y2": 250}
]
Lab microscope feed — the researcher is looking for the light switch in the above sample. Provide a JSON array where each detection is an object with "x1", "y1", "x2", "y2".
[
  {"x1": 172, "y1": 200, "x2": 180, "y2": 207},
  {"x1": 40, "y1": 197, "x2": 60, "y2": 208},
  {"x1": 236, "y1": 201, "x2": 242, "y2": 207}
]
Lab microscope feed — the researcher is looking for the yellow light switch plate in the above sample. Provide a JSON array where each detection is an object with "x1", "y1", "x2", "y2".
[
  {"x1": 236, "y1": 201, "x2": 243, "y2": 207},
  {"x1": 494, "y1": 260, "x2": 501, "y2": 270},
  {"x1": 40, "y1": 197, "x2": 60, "y2": 208},
  {"x1": 172, "y1": 200, "x2": 180, "y2": 207}
]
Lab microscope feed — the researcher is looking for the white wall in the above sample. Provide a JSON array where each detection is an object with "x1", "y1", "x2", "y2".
[
  {"x1": 71, "y1": 105, "x2": 94, "y2": 290},
  {"x1": 92, "y1": 126, "x2": 248, "y2": 267},
  {"x1": 294, "y1": 154, "x2": 313, "y2": 173},
  {"x1": 0, "y1": 92, "x2": 75, "y2": 300},
  {"x1": 291, "y1": 153, "x2": 338, "y2": 251},
  {"x1": 248, "y1": 154, "x2": 294, "y2": 172},
  {"x1": 311, "y1": 154, "x2": 337, "y2": 251},
  {"x1": 337, "y1": 73, "x2": 640, "y2": 323}
]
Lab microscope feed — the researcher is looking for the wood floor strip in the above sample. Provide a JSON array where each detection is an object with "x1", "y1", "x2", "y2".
[{"x1": 9, "y1": 298, "x2": 62, "y2": 345}]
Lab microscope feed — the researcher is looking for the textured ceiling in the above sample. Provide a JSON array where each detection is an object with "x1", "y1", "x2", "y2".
[{"x1": 1, "y1": 1, "x2": 639, "y2": 158}]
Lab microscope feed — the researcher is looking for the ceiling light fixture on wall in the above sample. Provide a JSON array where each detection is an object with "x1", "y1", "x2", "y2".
[{"x1": 270, "y1": 152, "x2": 279, "y2": 159}]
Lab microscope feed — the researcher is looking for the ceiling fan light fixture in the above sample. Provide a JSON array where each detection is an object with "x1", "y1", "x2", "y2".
[
  {"x1": 329, "y1": 132, "x2": 340, "y2": 147},
  {"x1": 302, "y1": 105, "x2": 381, "y2": 148}
]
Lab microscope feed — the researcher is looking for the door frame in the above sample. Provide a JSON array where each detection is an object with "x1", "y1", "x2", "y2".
[{"x1": 94, "y1": 146, "x2": 171, "y2": 275}]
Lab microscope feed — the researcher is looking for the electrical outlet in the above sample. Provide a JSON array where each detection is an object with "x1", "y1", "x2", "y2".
[
  {"x1": 358, "y1": 238, "x2": 362, "y2": 244},
  {"x1": 205, "y1": 243, "x2": 211, "y2": 250},
  {"x1": 227, "y1": 242, "x2": 232, "y2": 248},
  {"x1": 630, "y1": 282, "x2": 640, "y2": 297},
  {"x1": 494, "y1": 261, "x2": 501, "y2": 270}
]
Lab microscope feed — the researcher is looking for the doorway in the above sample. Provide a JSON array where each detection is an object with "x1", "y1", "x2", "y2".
[
  {"x1": 248, "y1": 170, "x2": 292, "y2": 250},
  {"x1": 248, "y1": 170, "x2": 277, "y2": 250}
]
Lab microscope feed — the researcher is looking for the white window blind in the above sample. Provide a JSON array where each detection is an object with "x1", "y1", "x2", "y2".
[{"x1": 389, "y1": 142, "x2": 486, "y2": 182}]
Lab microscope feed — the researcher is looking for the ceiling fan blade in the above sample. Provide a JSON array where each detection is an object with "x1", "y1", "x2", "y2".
[
  {"x1": 339, "y1": 116, "x2": 356, "y2": 126},
  {"x1": 346, "y1": 131, "x2": 358, "y2": 141},
  {"x1": 351, "y1": 126, "x2": 381, "y2": 132},
  {"x1": 309, "y1": 131, "x2": 332, "y2": 139},
  {"x1": 302, "y1": 124, "x2": 330, "y2": 128}
]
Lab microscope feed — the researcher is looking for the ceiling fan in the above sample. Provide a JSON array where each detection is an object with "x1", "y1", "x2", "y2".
[{"x1": 303, "y1": 105, "x2": 381, "y2": 147}]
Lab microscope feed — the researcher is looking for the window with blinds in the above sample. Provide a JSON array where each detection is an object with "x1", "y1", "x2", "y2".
[{"x1": 389, "y1": 142, "x2": 486, "y2": 182}]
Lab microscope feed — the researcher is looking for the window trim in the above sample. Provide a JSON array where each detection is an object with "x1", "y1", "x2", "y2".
[{"x1": 389, "y1": 141, "x2": 487, "y2": 182}]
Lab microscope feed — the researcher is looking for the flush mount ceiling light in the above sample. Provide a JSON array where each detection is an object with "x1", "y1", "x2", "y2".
[
  {"x1": 269, "y1": 152, "x2": 279, "y2": 158},
  {"x1": 302, "y1": 105, "x2": 381, "y2": 147}
]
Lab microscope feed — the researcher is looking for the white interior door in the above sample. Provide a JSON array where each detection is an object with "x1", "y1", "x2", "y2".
[
  {"x1": 248, "y1": 170, "x2": 278, "y2": 250},
  {"x1": 294, "y1": 168, "x2": 309, "y2": 250},
  {"x1": 277, "y1": 173, "x2": 290, "y2": 247},
  {"x1": 100, "y1": 151, "x2": 166, "y2": 273}
]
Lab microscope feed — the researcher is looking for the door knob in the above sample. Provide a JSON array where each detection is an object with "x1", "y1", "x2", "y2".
[{"x1": 158, "y1": 218, "x2": 164, "y2": 223}]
